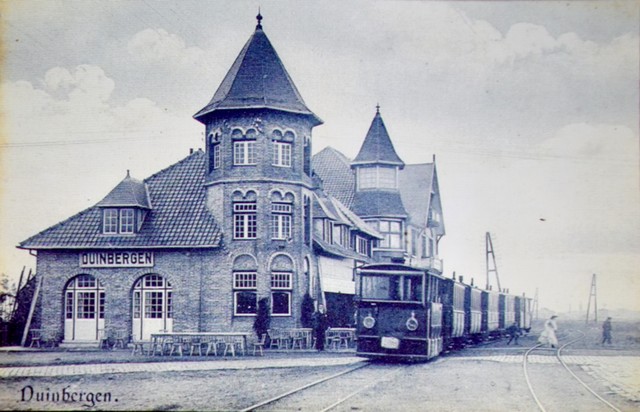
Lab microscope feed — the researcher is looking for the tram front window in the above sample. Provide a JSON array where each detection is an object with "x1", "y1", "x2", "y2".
[{"x1": 360, "y1": 274, "x2": 422, "y2": 302}]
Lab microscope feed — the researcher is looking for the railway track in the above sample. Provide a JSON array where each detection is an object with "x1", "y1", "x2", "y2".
[
  {"x1": 523, "y1": 330, "x2": 622, "y2": 412},
  {"x1": 240, "y1": 361, "x2": 409, "y2": 411}
]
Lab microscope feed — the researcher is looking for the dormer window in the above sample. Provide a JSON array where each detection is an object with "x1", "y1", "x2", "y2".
[
  {"x1": 103, "y1": 209, "x2": 118, "y2": 234},
  {"x1": 102, "y1": 208, "x2": 139, "y2": 235},
  {"x1": 120, "y1": 209, "x2": 135, "y2": 234}
]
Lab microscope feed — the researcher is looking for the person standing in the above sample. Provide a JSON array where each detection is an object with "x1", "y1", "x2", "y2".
[
  {"x1": 602, "y1": 317, "x2": 612, "y2": 345},
  {"x1": 313, "y1": 304, "x2": 329, "y2": 351},
  {"x1": 538, "y1": 315, "x2": 559, "y2": 348}
]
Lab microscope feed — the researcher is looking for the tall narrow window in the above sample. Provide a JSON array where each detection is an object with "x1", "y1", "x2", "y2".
[
  {"x1": 233, "y1": 201, "x2": 257, "y2": 239},
  {"x1": 272, "y1": 141, "x2": 292, "y2": 167},
  {"x1": 271, "y1": 203, "x2": 292, "y2": 239},
  {"x1": 212, "y1": 142, "x2": 221, "y2": 169},
  {"x1": 234, "y1": 272, "x2": 257, "y2": 315},
  {"x1": 271, "y1": 272, "x2": 292, "y2": 316},
  {"x1": 103, "y1": 209, "x2": 118, "y2": 234},
  {"x1": 303, "y1": 196, "x2": 311, "y2": 245},
  {"x1": 120, "y1": 208, "x2": 135, "y2": 234}
]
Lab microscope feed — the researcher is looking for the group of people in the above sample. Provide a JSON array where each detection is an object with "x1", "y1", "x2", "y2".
[{"x1": 515, "y1": 315, "x2": 613, "y2": 348}]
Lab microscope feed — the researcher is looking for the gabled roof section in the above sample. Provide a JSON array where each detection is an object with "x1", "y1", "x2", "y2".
[
  {"x1": 398, "y1": 163, "x2": 434, "y2": 227},
  {"x1": 97, "y1": 172, "x2": 151, "y2": 209},
  {"x1": 193, "y1": 21, "x2": 321, "y2": 125},
  {"x1": 352, "y1": 109, "x2": 404, "y2": 168},
  {"x1": 19, "y1": 151, "x2": 222, "y2": 250},
  {"x1": 312, "y1": 147, "x2": 355, "y2": 209}
]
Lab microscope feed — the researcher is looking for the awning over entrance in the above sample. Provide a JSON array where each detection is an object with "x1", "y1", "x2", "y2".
[{"x1": 318, "y1": 256, "x2": 355, "y2": 295}]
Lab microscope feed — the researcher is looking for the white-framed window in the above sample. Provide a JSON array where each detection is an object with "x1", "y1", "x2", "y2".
[
  {"x1": 271, "y1": 272, "x2": 292, "y2": 316},
  {"x1": 120, "y1": 208, "x2": 135, "y2": 234},
  {"x1": 212, "y1": 142, "x2": 221, "y2": 169},
  {"x1": 272, "y1": 141, "x2": 292, "y2": 167},
  {"x1": 234, "y1": 141, "x2": 256, "y2": 165},
  {"x1": 358, "y1": 166, "x2": 397, "y2": 189},
  {"x1": 103, "y1": 209, "x2": 118, "y2": 234},
  {"x1": 233, "y1": 202, "x2": 257, "y2": 239},
  {"x1": 356, "y1": 235, "x2": 370, "y2": 256},
  {"x1": 234, "y1": 272, "x2": 257, "y2": 316},
  {"x1": 271, "y1": 202, "x2": 292, "y2": 240},
  {"x1": 375, "y1": 220, "x2": 403, "y2": 249}
]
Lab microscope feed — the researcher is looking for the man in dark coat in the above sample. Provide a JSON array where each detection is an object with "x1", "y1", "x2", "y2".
[
  {"x1": 602, "y1": 317, "x2": 612, "y2": 345},
  {"x1": 313, "y1": 304, "x2": 329, "y2": 351},
  {"x1": 506, "y1": 322, "x2": 521, "y2": 345}
]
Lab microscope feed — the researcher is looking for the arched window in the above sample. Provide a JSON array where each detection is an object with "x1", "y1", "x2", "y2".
[
  {"x1": 233, "y1": 128, "x2": 257, "y2": 165},
  {"x1": 271, "y1": 129, "x2": 294, "y2": 167},
  {"x1": 233, "y1": 191, "x2": 257, "y2": 240},
  {"x1": 233, "y1": 254, "x2": 258, "y2": 316},
  {"x1": 64, "y1": 275, "x2": 104, "y2": 341},
  {"x1": 270, "y1": 254, "x2": 293, "y2": 316},
  {"x1": 132, "y1": 274, "x2": 173, "y2": 341},
  {"x1": 209, "y1": 129, "x2": 222, "y2": 171},
  {"x1": 271, "y1": 192, "x2": 294, "y2": 240}
]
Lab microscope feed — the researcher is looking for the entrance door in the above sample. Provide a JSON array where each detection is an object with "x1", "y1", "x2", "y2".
[
  {"x1": 64, "y1": 275, "x2": 105, "y2": 342},
  {"x1": 132, "y1": 274, "x2": 173, "y2": 341}
]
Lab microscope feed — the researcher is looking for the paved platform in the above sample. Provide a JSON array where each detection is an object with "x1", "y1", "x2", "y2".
[{"x1": 0, "y1": 355, "x2": 364, "y2": 378}]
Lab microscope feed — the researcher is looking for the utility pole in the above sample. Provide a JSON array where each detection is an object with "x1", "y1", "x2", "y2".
[
  {"x1": 485, "y1": 232, "x2": 501, "y2": 292},
  {"x1": 585, "y1": 273, "x2": 598, "y2": 324},
  {"x1": 533, "y1": 288, "x2": 539, "y2": 321}
]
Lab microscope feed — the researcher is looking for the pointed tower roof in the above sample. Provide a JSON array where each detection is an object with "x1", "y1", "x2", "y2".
[
  {"x1": 352, "y1": 106, "x2": 404, "y2": 168},
  {"x1": 96, "y1": 171, "x2": 151, "y2": 209},
  {"x1": 194, "y1": 14, "x2": 322, "y2": 125}
]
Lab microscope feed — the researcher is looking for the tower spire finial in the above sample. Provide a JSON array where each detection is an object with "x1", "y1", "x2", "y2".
[
  {"x1": 256, "y1": 8, "x2": 263, "y2": 30},
  {"x1": 375, "y1": 103, "x2": 380, "y2": 114}
]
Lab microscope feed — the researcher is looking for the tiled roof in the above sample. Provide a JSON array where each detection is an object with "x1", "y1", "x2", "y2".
[
  {"x1": 312, "y1": 147, "x2": 355, "y2": 209},
  {"x1": 352, "y1": 110, "x2": 404, "y2": 167},
  {"x1": 398, "y1": 164, "x2": 434, "y2": 227},
  {"x1": 313, "y1": 238, "x2": 362, "y2": 260},
  {"x1": 19, "y1": 151, "x2": 222, "y2": 249},
  {"x1": 96, "y1": 173, "x2": 151, "y2": 209},
  {"x1": 193, "y1": 26, "x2": 321, "y2": 125},
  {"x1": 352, "y1": 190, "x2": 408, "y2": 218}
]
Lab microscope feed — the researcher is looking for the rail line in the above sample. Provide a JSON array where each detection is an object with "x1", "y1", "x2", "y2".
[
  {"x1": 239, "y1": 362, "x2": 370, "y2": 412},
  {"x1": 523, "y1": 331, "x2": 621, "y2": 412}
]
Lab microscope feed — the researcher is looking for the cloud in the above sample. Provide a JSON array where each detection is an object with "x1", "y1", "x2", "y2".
[
  {"x1": 3, "y1": 64, "x2": 200, "y2": 144},
  {"x1": 127, "y1": 28, "x2": 205, "y2": 67}
]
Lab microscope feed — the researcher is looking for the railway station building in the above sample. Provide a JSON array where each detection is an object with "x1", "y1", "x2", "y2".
[{"x1": 19, "y1": 16, "x2": 446, "y2": 345}]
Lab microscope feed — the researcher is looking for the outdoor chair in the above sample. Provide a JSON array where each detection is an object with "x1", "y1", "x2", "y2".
[
  {"x1": 29, "y1": 329, "x2": 42, "y2": 348},
  {"x1": 113, "y1": 330, "x2": 128, "y2": 350},
  {"x1": 205, "y1": 337, "x2": 219, "y2": 356},
  {"x1": 168, "y1": 336, "x2": 184, "y2": 356},
  {"x1": 268, "y1": 329, "x2": 286, "y2": 350},
  {"x1": 131, "y1": 339, "x2": 150, "y2": 356},
  {"x1": 98, "y1": 329, "x2": 111, "y2": 350},
  {"x1": 252, "y1": 334, "x2": 266, "y2": 356},
  {"x1": 291, "y1": 331, "x2": 306, "y2": 350}
]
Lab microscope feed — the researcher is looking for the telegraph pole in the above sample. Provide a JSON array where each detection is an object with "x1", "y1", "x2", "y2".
[
  {"x1": 585, "y1": 273, "x2": 598, "y2": 324},
  {"x1": 533, "y1": 288, "x2": 539, "y2": 321},
  {"x1": 485, "y1": 232, "x2": 501, "y2": 292}
]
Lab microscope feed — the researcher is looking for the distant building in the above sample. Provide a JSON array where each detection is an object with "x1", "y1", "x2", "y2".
[{"x1": 19, "y1": 15, "x2": 445, "y2": 345}]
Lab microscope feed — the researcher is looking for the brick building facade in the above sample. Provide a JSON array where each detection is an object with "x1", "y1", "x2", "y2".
[{"x1": 19, "y1": 16, "x2": 445, "y2": 346}]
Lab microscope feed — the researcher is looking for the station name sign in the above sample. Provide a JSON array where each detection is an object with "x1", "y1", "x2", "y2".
[{"x1": 80, "y1": 251, "x2": 154, "y2": 268}]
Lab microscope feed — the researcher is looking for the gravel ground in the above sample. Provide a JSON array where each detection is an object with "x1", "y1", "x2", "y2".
[{"x1": 1, "y1": 320, "x2": 637, "y2": 411}]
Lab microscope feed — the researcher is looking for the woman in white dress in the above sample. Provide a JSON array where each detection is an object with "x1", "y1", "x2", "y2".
[{"x1": 538, "y1": 315, "x2": 558, "y2": 348}]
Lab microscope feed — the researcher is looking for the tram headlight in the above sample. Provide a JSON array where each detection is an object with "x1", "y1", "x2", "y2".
[
  {"x1": 406, "y1": 312, "x2": 418, "y2": 331},
  {"x1": 363, "y1": 314, "x2": 376, "y2": 329}
]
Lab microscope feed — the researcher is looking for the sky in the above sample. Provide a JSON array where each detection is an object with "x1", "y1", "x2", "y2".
[{"x1": 1, "y1": 0, "x2": 638, "y2": 314}]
